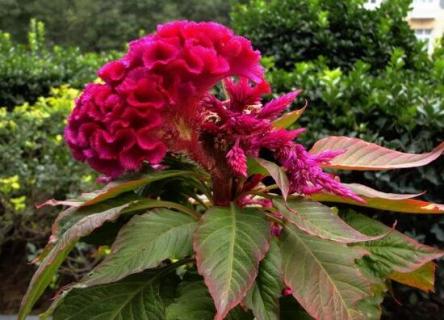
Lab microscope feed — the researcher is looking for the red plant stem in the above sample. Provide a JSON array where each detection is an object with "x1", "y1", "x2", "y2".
[{"x1": 212, "y1": 174, "x2": 233, "y2": 206}]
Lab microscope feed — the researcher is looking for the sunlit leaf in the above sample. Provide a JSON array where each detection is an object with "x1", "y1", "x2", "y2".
[
  {"x1": 272, "y1": 104, "x2": 306, "y2": 129},
  {"x1": 389, "y1": 262, "x2": 436, "y2": 293},
  {"x1": 310, "y1": 183, "x2": 444, "y2": 214},
  {"x1": 280, "y1": 222, "x2": 372, "y2": 320},
  {"x1": 194, "y1": 204, "x2": 271, "y2": 320},
  {"x1": 274, "y1": 198, "x2": 385, "y2": 243},
  {"x1": 310, "y1": 136, "x2": 444, "y2": 170}
]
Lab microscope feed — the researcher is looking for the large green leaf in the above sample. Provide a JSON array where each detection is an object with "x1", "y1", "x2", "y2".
[
  {"x1": 53, "y1": 269, "x2": 177, "y2": 320},
  {"x1": 344, "y1": 212, "x2": 444, "y2": 276},
  {"x1": 166, "y1": 281, "x2": 215, "y2": 320},
  {"x1": 310, "y1": 183, "x2": 444, "y2": 214},
  {"x1": 275, "y1": 199, "x2": 384, "y2": 243},
  {"x1": 194, "y1": 204, "x2": 271, "y2": 320},
  {"x1": 310, "y1": 136, "x2": 444, "y2": 171},
  {"x1": 83, "y1": 209, "x2": 197, "y2": 286},
  {"x1": 280, "y1": 222, "x2": 372, "y2": 320},
  {"x1": 18, "y1": 202, "x2": 132, "y2": 320},
  {"x1": 244, "y1": 239, "x2": 282, "y2": 320}
]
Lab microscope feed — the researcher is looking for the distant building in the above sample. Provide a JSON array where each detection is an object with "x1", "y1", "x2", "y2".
[{"x1": 364, "y1": 0, "x2": 444, "y2": 53}]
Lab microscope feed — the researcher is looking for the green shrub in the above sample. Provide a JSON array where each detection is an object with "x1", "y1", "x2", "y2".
[
  {"x1": 232, "y1": 0, "x2": 429, "y2": 72},
  {"x1": 0, "y1": 19, "x2": 118, "y2": 109},
  {"x1": 0, "y1": 86, "x2": 96, "y2": 251},
  {"x1": 0, "y1": 0, "x2": 233, "y2": 51}
]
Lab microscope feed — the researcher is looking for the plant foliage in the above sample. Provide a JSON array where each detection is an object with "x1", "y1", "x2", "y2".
[{"x1": 19, "y1": 20, "x2": 444, "y2": 320}]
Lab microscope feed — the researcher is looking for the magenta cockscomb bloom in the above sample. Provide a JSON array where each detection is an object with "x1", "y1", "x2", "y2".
[
  {"x1": 65, "y1": 83, "x2": 167, "y2": 177},
  {"x1": 65, "y1": 20, "x2": 360, "y2": 203},
  {"x1": 65, "y1": 21, "x2": 264, "y2": 177}
]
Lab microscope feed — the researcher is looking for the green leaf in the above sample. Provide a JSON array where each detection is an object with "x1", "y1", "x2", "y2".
[
  {"x1": 310, "y1": 136, "x2": 444, "y2": 171},
  {"x1": 40, "y1": 170, "x2": 198, "y2": 209},
  {"x1": 255, "y1": 158, "x2": 289, "y2": 200},
  {"x1": 344, "y1": 212, "x2": 444, "y2": 276},
  {"x1": 275, "y1": 199, "x2": 385, "y2": 243},
  {"x1": 194, "y1": 204, "x2": 271, "y2": 320},
  {"x1": 310, "y1": 183, "x2": 444, "y2": 214},
  {"x1": 18, "y1": 202, "x2": 132, "y2": 320},
  {"x1": 272, "y1": 104, "x2": 306, "y2": 129},
  {"x1": 53, "y1": 269, "x2": 177, "y2": 320},
  {"x1": 166, "y1": 281, "x2": 215, "y2": 320},
  {"x1": 244, "y1": 239, "x2": 282, "y2": 320},
  {"x1": 83, "y1": 209, "x2": 197, "y2": 286},
  {"x1": 280, "y1": 222, "x2": 372, "y2": 320}
]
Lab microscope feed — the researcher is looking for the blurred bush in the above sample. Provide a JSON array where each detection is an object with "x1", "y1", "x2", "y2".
[
  {"x1": 0, "y1": 19, "x2": 118, "y2": 109},
  {"x1": 0, "y1": 86, "x2": 96, "y2": 252},
  {"x1": 233, "y1": 0, "x2": 444, "y2": 317},
  {"x1": 232, "y1": 0, "x2": 429, "y2": 72},
  {"x1": 0, "y1": 0, "x2": 234, "y2": 51}
]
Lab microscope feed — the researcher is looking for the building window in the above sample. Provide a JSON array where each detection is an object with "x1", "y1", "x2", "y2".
[{"x1": 414, "y1": 28, "x2": 433, "y2": 51}]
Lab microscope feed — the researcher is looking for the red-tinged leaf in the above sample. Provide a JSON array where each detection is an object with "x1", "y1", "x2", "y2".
[
  {"x1": 389, "y1": 262, "x2": 436, "y2": 293},
  {"x1": 310, "y1": 184, "x2": 444, "y2": 214},
  {"x1": 36, "y1": 199, "x2": 83, "y2": 209},
  {"x1": 274, "y1": 198, "x2": 386, "y2": 243},
  {"x1": 272, "y1": 103, "x2": 306, "y2": 129},
  {"x1": 310, "y1": 136, "x2": 444, "y2": 171},
  {"x1": 18, "y1": 203, "x2": 132, "y2": 320},
  {"x1": 255, "y1": 158, "x2": 289, "y2": 200},
  {"x1": 345, "y1": 213, "x2": 444, "y2": 276},
  {"x1": 194, "y1": 204, "x2": 271, "y2": 320},
  {"x1": 280, "y1": 222, "x2": 373, "y2": 320},
  {"x1": 38, "y1": 170, "x2": 195, "y2": 209},
  {"x1": 344, "y1": 183, "x2": 424, "y2": 200}
]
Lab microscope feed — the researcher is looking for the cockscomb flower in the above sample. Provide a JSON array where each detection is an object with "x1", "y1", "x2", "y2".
[
  {"x1": 65, "y1": 21, "x2": 265, "y2": 177},
  {"x1": 65, "y1": 19, "x2": 360, "y2": 203}
]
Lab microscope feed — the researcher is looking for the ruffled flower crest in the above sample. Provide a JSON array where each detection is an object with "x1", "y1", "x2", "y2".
[{"x1": 65, "y1": 20, "x2": 361, "y2": 204}]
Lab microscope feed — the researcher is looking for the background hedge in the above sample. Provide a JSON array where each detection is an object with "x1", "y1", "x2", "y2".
[{"x1": 0, "y1": 20, "x2": 118, "y2": 109}]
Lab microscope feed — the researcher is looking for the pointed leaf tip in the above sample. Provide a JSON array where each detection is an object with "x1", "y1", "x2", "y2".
[
  {"x1": 310, "y1": 136, "x2": 444, "y2": 171},
  {"x1": 310, "y1": 183, "x2": 444, "y2": 214}
]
